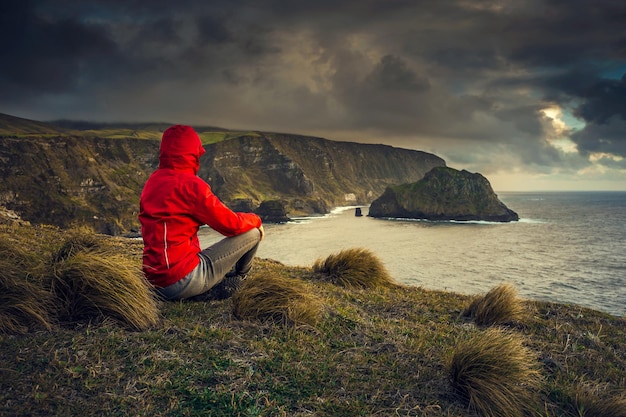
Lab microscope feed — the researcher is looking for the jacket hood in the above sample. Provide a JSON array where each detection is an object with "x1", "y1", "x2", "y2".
[{"x1": 159, "y1": 125, "x2": 206, "y2": 173}]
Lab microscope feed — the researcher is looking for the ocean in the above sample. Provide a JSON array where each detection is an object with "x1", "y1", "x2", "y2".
[{"x1": 199, "y1": 192, "x2": 626, "y2": 316}]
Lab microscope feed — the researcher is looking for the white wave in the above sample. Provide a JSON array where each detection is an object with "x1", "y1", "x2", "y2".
[
  {"x1": 329, "y1": 205, "x2": 364, "y2": 215},
  {"x1": 282, "y1": 206, "x2": 364, "y2": 223},
  {"x1": 372, "y1": 217, "x2": 514, "y2": 225},
  {"x1": 518, "y1": 218, "x2": 546, "y2": 224}
]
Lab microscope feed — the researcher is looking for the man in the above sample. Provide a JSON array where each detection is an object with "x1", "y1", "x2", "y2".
[{"x1": 139, "y1": 124, "x2": 264, "y2": 300}]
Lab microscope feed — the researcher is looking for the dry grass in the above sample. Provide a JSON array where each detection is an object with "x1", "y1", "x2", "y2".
[
  {"x1": 231, "y1": 274, "x2": 323, "y2": 327},
  {"x1": 0, "y1": 236, "x2": 43, "y2": 272},
  {"x1": 0, "y1": 240, "x2": 53, "y2": 333},
  {"x1": 448, "y1": 327, "x2": 542, "y2": 417},
  {"x1": 2, "y1": 225, "x2": 626, "y2": 416},
  {"x1": 567, "y1": 383, "x2": 626, "y2": 417},
  {"x1": 464, "y1": 283, "x2": 525, "y2": 326},
  {"x1": 311, "y1": 247, "x2": 396, "y2": 288},
  {"x1": 0, "y1": 278, "x2": 53, "y2": 334},
  {"x1": 48, "y1": 250, "x2": 160, "y2": 331},
  {"x1": 51, "y1": 232, "x2": 108, "y2": 263},
  {"x1": 0, "y1": 229, "x2": 160, "y2": 333}
]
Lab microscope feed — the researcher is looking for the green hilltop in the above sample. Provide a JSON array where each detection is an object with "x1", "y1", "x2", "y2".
[
  {"x1": 0, "y1": 112, "x2": 69, "y2": 136},
  {"x1": 0, "y1": 113, "x2": 261, "y2": 143}
]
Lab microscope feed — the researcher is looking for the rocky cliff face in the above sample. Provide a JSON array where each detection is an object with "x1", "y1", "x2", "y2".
[
  {"x1": 0, "y1": 115, "x2": 445, "y2": 234},
  {"x1": 202, "y1": 133, "x2": 445, "y2": 215},
  {"x1": 368, "y1": 166, "x2": 519, "y2": 222},
  {"x1": 0, "y1": 135, "x2": 159, "y2": 234}
]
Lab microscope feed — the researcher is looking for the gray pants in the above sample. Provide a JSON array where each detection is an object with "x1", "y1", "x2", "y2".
[{"x1": 156, "y1": 228, "x2": 261, "y2": 300}]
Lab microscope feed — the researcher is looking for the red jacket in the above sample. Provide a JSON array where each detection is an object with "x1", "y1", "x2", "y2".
[{"x1": 139, "y1": 125, "x2": 262, "y2": 288}]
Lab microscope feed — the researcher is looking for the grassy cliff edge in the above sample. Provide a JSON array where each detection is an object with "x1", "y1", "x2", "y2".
[{"x1": 1, "y1": 224, "x2": 625, "y2": 417}]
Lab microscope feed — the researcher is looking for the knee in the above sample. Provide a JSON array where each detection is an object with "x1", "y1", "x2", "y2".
[{"x1": 242, "y1": 227, "x2": 262, "y2": 243}]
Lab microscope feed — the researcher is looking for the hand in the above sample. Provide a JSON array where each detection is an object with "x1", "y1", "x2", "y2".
[{"x1": 258, "y1": 225, "x2": 265, "y2": 240}]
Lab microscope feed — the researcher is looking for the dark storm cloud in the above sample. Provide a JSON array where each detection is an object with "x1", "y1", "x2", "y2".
[
  {"x1": 574, "y1": 75, "x2": 626, "y2": 125},
  {"x1": 571, "y1": 115, "x2": 626, "y2": 157},
  {"x1": 1, "y1": 0, "x2": 625, "y2": 186},
  {"x1": 196, "y1": 15, "x2": 232, "y2": 44},
  {"x1": 569, "y1": 74, "x2": 626, "y2": 157},
  {"x1": 368, "y1": 55, "x2": 430, "y2": 92},
  {"x1": 538, "y1": 69, "x2": 626, "y2": 158},
  {"x1": 0, "y1": 0, "x2": 121, "y2": 95},
  {"x1": 504, "y1": 1, "x2": 626, "y2": 65}
]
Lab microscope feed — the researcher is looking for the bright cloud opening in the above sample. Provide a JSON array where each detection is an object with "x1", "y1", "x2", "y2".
[
  {"x1": 589, "y1": 152, "x2": 624, "y2": 163},
  {"x1": 541, "y1": 106, "x2": 579, "y2": 153}
]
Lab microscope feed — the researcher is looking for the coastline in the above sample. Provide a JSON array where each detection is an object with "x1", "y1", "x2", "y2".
[{"x1": 240, "y1": 193, "x2": 626, "y2": 317}]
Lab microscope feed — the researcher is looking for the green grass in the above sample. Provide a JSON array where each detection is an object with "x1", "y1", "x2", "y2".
[
  {"x1": 2, "y1": 127, "x2": 260, "y2": 144},
  {"x1": 77, "y1": 129, "x2": 164, "y2": 140},
  {"x1": 1, "y1": 225, "x2": 625, "y2": 416},
  {"x1": 199, "y1": 130, "x2": 262, "y2": 145}
]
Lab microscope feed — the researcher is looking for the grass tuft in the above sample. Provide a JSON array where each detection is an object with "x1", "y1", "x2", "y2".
[
  {"x1": 464, "y1": 283, "x2": 525, "y2": 326},
  {"x1": 448, "y1": 327, "x2": 542, "y2": 417},
  {"x1": 0, "y1": 238, "x2": 43, "y2": 273},
  {"x1": 569, "y1": 383, "x2": 626, "y2": 417},
  {"x1": 49, "y1": 251, "x2": 159, "y2": 330},
  {"x1": 52, "y1": 232, "x2": 107, "y2": 263},
  {"x1": 231, "y1": 274, "x2": 323, "y2": 327},
  {"x1": 0, "y1": 278, "x2": 53, "y2": 334},
  {"x1": 0, "y1": 240, "x2": 53, "y2": 333},
  {"x1": 311, "y1": 247, "x2": 395, "y2": 288}
]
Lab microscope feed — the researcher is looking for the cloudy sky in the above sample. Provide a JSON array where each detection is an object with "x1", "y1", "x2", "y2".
[{"x1": 1, "y1": 0, "x2": 625, "y2": 191}]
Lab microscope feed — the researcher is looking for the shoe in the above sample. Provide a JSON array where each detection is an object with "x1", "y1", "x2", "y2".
[
  {"x1": 187, "y1": 274, "x2": 247, "y2": 302},
  {"x1": 210, "y1": 274, "x2": 247, "y2": 300}
]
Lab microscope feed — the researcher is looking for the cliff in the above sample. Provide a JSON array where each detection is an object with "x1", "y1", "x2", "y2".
[
  {"x1": 201, "y1": 133, "x2": 445, "y2": 215},
  {"x1": 0, "y1": 135, "x2": 159, "y2": 234},
  {"x1": 368, "y1": 166, "x2": 519, "y2": 222},
  {"x1": 0, "y1": 113, "x2": 445, "y2": 234}
]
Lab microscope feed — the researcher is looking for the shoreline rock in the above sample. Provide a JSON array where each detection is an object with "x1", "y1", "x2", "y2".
[
  {"x1": 254, "y1": 200, "x2": 290, "y2": 223},
  {"x1": 368, "y1": 167, "x2": 519, "y2": 222}
]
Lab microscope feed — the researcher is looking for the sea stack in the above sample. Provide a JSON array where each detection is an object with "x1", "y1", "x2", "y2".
[{"x1": 368, "y1": 167, "x2": 519, "y2": 222}]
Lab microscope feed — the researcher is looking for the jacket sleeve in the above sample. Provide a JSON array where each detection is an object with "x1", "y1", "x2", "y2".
[{"x1": 192, "y1": 180, "x2": 262, "y2": 236}]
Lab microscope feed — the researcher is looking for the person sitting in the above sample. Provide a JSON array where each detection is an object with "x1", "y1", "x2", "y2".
[{"x1": 139, "y1": 124, "x2": 264, "y2": 300}]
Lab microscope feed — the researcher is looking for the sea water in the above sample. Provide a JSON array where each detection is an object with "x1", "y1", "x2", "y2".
[{"x1": 199, "y1": 192, "x2": 626, "y2": 316}]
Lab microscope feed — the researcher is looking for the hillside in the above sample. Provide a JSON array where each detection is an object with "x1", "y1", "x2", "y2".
[
  {"x1": 1, "y1": 224, "x2": 625, "y2": 416},
  {"x1": 0, "y1": 113, "x2": 69, "y2": 136},
  {"x1": 0, "y1": 113, "x2": 445, "y2": 234}
]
